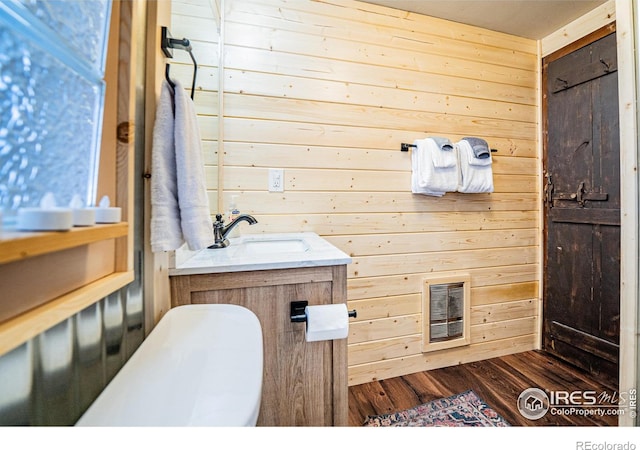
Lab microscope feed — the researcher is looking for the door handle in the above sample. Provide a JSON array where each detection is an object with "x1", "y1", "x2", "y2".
[
  {"x1": 565, "y1": 182, "x2": 608, "y2": 206},
  {"x1": 550, "y1": 178, "x2": 609, "y2": 205}
]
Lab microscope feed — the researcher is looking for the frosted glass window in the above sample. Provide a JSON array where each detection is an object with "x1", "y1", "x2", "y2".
[
  {"x1": 18, "y1": 0, "x2": 110, "y2": 72},
  {"x1": 0, "y1": 0, "x2": 110, "y2": 219}
]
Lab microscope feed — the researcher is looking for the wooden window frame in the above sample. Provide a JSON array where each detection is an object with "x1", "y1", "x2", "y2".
[{"x1": 0, "y1": 1, "x2": 136, "y2": 356}]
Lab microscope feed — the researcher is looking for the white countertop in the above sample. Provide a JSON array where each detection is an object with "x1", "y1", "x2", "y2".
[{"x1": 168, "y1": 232, "x2": 352, "y2": 276}]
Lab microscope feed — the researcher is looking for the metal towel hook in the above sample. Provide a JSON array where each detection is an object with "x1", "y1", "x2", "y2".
[{"x1": 161, "y1": 26, "x2": 198, "y2": 100}]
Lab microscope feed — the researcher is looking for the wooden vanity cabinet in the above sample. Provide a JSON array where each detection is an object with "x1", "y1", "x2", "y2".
[{"x1": 169, "y1": 265, "x2": 348, "y2": 426}]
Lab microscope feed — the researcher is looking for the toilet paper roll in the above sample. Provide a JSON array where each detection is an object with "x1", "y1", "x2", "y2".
[{"x1": 304, "y1": 304, "x2": 349, "y2": 342}]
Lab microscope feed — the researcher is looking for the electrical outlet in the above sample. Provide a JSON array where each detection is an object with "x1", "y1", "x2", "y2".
[{"x1": 268, "y1": 168, "x2": 284, "y2": 192}]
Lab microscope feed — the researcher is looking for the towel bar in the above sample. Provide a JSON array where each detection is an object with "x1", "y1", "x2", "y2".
[
  {"x1": 401, "y1": 143, "x2": 417, "y2": 152},
  {"x1": 401, "y1": 143, "x2": 498, "y2": 153}
]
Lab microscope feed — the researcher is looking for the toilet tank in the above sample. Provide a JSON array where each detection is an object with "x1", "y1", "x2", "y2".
[{"x1": 76, "y1": 304, "x2": 263, "y2": 426}]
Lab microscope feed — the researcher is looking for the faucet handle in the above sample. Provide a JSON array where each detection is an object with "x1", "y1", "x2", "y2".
[{"x1": 213, "y1": 214, "x2": 225, "y2": 232}]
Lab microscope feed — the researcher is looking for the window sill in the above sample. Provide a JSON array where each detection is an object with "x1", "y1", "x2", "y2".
[{"x1": 0, "y1": 222, "x2": 129, "y2": 265}]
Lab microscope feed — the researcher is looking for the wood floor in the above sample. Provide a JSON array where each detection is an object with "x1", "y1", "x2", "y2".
[{"x1": 348, "y1": 350, "x2": 619, "y2": 426}]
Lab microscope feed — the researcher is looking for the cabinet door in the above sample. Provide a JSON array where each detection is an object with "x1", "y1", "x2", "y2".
[{"x1": 192, "y1": 280, "x2": 335, "y2": 426}]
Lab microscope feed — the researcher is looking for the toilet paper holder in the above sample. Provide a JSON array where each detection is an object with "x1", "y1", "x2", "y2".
[{"x1": 290, "y1": 301, "x2": 357, "y2": 322}]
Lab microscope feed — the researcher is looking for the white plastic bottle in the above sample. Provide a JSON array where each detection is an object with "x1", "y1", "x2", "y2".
[{"x1": 227, "y1": 195, "x2": 241, "y2": 238}]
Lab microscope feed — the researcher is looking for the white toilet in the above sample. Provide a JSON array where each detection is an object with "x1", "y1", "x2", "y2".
[{"x1": 76, "y1": 304, "x2": 263, "y2": 426}]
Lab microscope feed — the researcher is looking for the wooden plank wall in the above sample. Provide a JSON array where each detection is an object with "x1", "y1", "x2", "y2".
[
  {"x1": 172, "y1": 0, "x2": 540, "y2": 386},
  {"x1": 171, "y1": 0, "x2": 220, "y2": 213}
]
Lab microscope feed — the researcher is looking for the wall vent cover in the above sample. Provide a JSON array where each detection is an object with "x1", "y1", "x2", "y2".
[{"x1": 421, "y1": 274, "x2": 471, "y2": 353}]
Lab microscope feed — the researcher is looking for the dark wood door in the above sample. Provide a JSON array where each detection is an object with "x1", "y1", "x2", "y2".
[{"x1": 543, "y1": 31, "x2": 620, "y2": 387}]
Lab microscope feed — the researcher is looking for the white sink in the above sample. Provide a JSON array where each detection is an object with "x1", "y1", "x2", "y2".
[
  {"x1": 170, "y1": 232, "x2": 352, "y2": 275},
  {"x1": 236, "y1": 237, "x2": 310, "y2": 255}
]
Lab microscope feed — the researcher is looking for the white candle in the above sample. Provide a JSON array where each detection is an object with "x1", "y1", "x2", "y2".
[
  {"x1": 93, "y1": 195, "x2": 121, "y2": 223},
  {"x1": 17, "y1": 193, "x2": 73, "y2": 231},
  {"x1": 70, "y1": 194, "x2": 96, "y2": 227}
]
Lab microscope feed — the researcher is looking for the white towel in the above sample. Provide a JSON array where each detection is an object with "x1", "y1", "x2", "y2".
[
  {"x1": 457, "y1": 139, "x2": 494, "y2": 193},
  {"x1": 150, "y1": 80, "x2": 183, "y2": 252},
  {"x1": 150, "y1": 80, "x2": 214, "y2": 252},
  {"x1": 411, "y1": 140, "x2": 444, "y2": 197},
  {"x1": 411, "y1": 138, "x2": 458, "y2": 196},
  {"x1": 173, "y1": 80, "x2": 214, "y2": 250},
  {"x1": 429, "y1": 137, "x2": 456, "y2": 168}
]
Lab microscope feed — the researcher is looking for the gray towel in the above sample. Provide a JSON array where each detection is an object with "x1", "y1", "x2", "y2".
[
  {"x1": 463, "y1": 137, "x2": 490, "y2": 159},
  {"x1": 431, "y1": 136, "x2": 454, "y2": 152}
]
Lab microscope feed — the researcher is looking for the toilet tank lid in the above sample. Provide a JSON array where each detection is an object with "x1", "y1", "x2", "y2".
[{"x1": 76, "y1": 304, "x2": 263, "y2": 426}]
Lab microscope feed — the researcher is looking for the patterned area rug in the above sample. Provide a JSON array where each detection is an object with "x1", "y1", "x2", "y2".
[{"x1": 362, "y1": 390, "x2": 510, "y2": 427}]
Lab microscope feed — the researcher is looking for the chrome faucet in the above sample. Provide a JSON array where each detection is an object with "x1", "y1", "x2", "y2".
[{"x1": 209, "y1": 213, "x2": 258, "y2": 249}]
